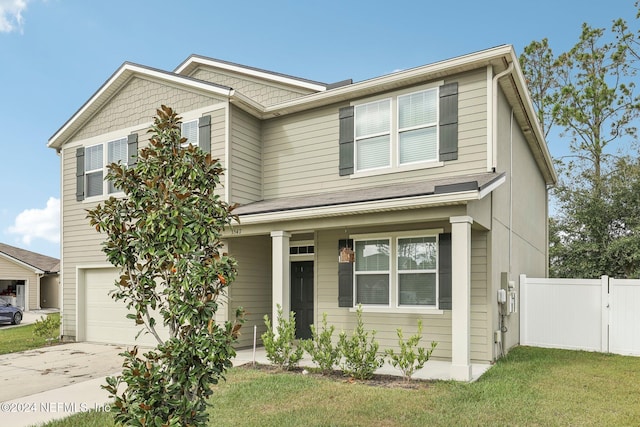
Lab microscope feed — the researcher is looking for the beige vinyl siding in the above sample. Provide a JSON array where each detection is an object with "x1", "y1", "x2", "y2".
[
  {"x1": 229, "y1": 107, "x2": 262, "y2": 205},
  {"x1": 0, "y1": 257, "x2": 38, "y2": 310},
  {"x1": 470, "y1": 231, "x2": 490, "y2": 362},
  {"x1": 261, "y1": 69, "x2": 488, "y2": 199},
  {"x1": 189, "y1": 67, "x2": 314, "y2": 106},
  {"x1": 489, "y1": 88, "x2": 549, "y2": 353},
  {"x1": 315, "y1": 226, "x2": 490, "y2": 363},
  {"x1": 60, "y1": 127, "x2": 151, "y2": 339},
  {"x1": 226, "y1": 236, "x2": 272, "y2": 348},
  {"x1": 316, "y1": 228, "x2": 452, "y2": 360},
  {"x1": 72, "y1": 77, "x2": 224, "y2": 142},
  {"x1": 61, "y1": 145, "x2": 109, "y2": 338},
  {"x1": 210, "y1": 107, "x2": 226, "y2": 164},
  {"x1": 40, "y1": 274, "x2": 59, "y2": 309}
]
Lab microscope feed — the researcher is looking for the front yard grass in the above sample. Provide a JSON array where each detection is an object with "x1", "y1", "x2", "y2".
[
  {"x1": 41, "y1": 346, "x2": 640, "y2": 426},
  {"x1": 0, "y1": 312, "x2": 60, "y2": 355}
]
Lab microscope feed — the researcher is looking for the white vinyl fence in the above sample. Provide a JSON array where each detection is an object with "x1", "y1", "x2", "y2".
[{"x1": 520, "y1": 275, "x2": 640, "y2": 356}]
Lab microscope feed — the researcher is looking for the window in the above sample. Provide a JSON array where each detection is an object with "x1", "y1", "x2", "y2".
[
  {"x1": 84, "y1": 137, "x2": 127, "y2": 198},
  {"x1": 85, "y1": 144, "x2": 103, "y2": 198},
  {"x1": 353, "y1": 88, "x2": 439, "y2": 172},
  {"x1": 107, "y1": 138, "x2": 128, "y2": 194},
  {"x1": 398, "y1": 89, "x2": 438, "y2": 164},
  {"x1": 181, "y1": 120, "x2": 198, "y2": 147},
  {"x1": 355, "y1": 99, "x2": 391, "y2": 171},
  {"x1": 355, "y1": 239, "x2": 390, "y2": 305},
  {"x1": 397, "y1": 237, "x2": 437, "y2": 306},
  {"x1": 353, "y1": 232, "x2": 439, "y2": 308},
  {"x1": 345, "y1": 83, "x2": 454, "y2": 175}
]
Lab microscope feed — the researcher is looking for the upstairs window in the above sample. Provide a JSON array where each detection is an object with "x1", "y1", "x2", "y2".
[
  {"x1": 107, "y1": 138, "x2": 128, "y2": 194},
  {"x1": 398, "y1": 89, "x2": 438, "y2": 165},
  {"x1": 85, "y1": 144, "x2": 103, "y2": 198},
  {"x1": 338, "y1": 82, "x2": 458, "y2": 177},
  {"x1": 84, "y1": 137, "x2": 128, "y2": 198},
  {"x1": 181, "y1": 120, "x2": 198, "y2": 147},
  {"x1": 355, "y1": 99, "x2": 391, "y2": 171}
]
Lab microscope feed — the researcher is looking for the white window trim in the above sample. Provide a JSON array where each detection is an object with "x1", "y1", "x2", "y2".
[
  {"x1": 83, "y1": 137, "x2": 127, "y2": 203},
  {"x1": 350, "y1": 80, "x2": 445, "y2": 178},
  {"x1": 350, "y1": 229, "x2": 444, "y2": 314}
]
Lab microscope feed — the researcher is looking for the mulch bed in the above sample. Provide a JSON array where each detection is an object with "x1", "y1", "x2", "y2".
[{"x1": 239, "y1": 363, "x2": 432, "y2": 390}]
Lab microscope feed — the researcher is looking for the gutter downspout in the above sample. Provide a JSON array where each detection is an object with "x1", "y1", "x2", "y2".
[
  {"x1": 491, "y1": 61, "x2": 514, "y2": 357},
  {"x1": 491, "y1": 62, "x2": 514, "y2": 171}
]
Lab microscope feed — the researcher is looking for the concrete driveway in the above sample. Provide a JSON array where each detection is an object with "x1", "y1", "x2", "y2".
[{"x1": 0, "y1": 342, "x2": 124, "y2": 402}]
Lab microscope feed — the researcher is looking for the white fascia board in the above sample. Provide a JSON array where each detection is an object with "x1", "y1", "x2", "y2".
[
  {"x1": 479, "y1": 174, "x2": 506, "y2": 199},
  {"x1": 48, "y1": 64, "x2": 232, "y2": 149},
  {"x1": 0, "y1": 253, "x2": 45, "y2": 274},
  {"x1": 237, "y1": 191, "x2": 480, "y2": 225},
  {"x1": 175, "y1": 56, "x2": 327, "y2": 92}
]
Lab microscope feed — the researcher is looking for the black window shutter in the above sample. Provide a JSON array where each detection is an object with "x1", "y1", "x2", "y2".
[
  {"x1": 338, "y1": 238, "x2": 354, "y2": 307},
  {"x1": 438, "y1": 233, "x2": 452, "y2": 310},
  {"x1": 127, "y1": 133, "x2": 138, "y2": 167},
  {"x1": 76, "y1": 147, "x2": 85, "y2": 201},
  {"x1": 199, "y1": 115, "x2": 211, "y2": 154},
  {"x1": 439, "y1": 82, "x2": 458, "y2": 161},
  {"x1": 338, "y1": 106, "x2": 354, "y2": 176}
]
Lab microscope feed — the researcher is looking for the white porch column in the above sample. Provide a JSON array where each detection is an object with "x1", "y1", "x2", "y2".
[
  {"x1": 215, "y1": 240, "x2": 230, "y2": 325},
  {"x1": 450, "y1": 215, "x2": 473, "y2": 381},
  {"x1": 270, "y1": 231, "x2": 291, "y2": 329}
]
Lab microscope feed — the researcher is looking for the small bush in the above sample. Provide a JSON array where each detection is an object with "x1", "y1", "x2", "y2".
[
  {"x1": 385, "y1": 319, "x2": 437, "y2": 382},
  {"x1": 32, "y1": 314, "x2": 61, "y2": 345},
  {"x1": 338, "y1": 305, "x2": 384, "y2": 380},
  {"x1": 262, "y1": 304, "x2": 303, "y2": 370},
  {"x1": 300, "y1": 313, "x2": 340, "y2": 374}
]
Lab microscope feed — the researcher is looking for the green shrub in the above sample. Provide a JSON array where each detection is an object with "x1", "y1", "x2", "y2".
[
  {"x1": 300, "y1": 313, "x2": 340, "y2": 374},
  {"x1": 338, "y1": 305, "x2": 384, "y2": 380},
  {"x1": 32, "y1": 314, "x2": 61, "y2": 345},
  {"x1": 385, "y1": 319, "x2": 437, "y2": 382},
  {"x1": 262, "y1": 304, "x2": 303, "y2": 370}
]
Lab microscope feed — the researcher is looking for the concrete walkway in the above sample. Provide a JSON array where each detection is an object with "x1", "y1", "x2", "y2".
[{"x1": 0, "y1": 342, "x2": 491, "y2": 427}]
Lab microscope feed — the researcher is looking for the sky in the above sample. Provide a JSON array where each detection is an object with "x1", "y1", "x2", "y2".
[{"x1": 0, "y1": 0, "x2": 637, "y2": 258}]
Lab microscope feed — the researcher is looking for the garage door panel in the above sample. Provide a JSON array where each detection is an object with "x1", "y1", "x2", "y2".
[{"x1": 84, "y1": 268, "x2": 169, "y2": 346}]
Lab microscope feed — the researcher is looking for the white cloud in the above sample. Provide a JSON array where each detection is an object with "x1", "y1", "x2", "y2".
[
  {"x1": 7, "y1": 197, "x2": 60, "y2": 245},
  {"x1": 0, "y1": 0, "x2": 29, "y2": 33}
]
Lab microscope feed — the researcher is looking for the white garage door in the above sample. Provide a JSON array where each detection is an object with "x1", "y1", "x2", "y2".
[{"x1": 84, "y1": 268, "x2": 169, "y2": 346}]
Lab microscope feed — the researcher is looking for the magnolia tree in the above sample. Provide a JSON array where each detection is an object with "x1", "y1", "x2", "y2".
[{"x1": 87, "y1": 105, "x2": 243, "y2": 427}]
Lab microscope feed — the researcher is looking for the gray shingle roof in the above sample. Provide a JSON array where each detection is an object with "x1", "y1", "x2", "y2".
[
  {"x1": 0, "y1": 243, "x2": 60, "y2": 273},
  {"x1": 234, "y1": 172, "x2": 504, "y2": 216}
]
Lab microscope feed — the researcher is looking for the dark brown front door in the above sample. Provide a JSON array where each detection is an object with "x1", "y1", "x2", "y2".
[{"x1": 291, "y1": 261, "x2": 314, "y2": 340}]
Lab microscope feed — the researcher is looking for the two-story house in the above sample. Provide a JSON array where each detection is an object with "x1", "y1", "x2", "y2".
[{"x1": 48, "y1": 45, "x2": 555, "y2": 381}]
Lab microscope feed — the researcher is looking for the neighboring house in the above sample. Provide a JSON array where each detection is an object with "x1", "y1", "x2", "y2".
[
  {"x1": 0, "y1": 243, "x2": 60, "y2": 310},
  {"x1": 48, "y1": 45, "x2": 555, "y2": 381}
]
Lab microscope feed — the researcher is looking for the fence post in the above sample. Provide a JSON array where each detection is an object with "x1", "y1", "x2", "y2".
[
  {"x1": 519, "y1": 274, "x2": 527, "y2": 345},
  {"x1": 601, "y1": 275, "x2": 609, "y2": 353}
]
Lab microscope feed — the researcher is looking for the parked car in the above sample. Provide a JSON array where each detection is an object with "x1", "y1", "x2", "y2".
[{"x1": 0, "y1": 303, "x2": 22, "y2": 325}]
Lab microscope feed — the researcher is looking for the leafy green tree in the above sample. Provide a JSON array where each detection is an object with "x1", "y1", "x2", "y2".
[
  {"x1": 522, "y1": 12, "x2": 640, "y2": 278},
  {"x1": 554, "y1": 23, "x2": 640, "y2": 186},
  {"x1": 519, "y1": 38, "x2": 560, "y2": 139},
  {"x1": 87, "y1": 105, "x2": 243, "y2": 427}
]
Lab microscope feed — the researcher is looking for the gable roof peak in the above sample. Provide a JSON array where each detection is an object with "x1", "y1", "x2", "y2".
[
  {"x1": 175, "y1": 54, "x2": 329, "y2": 92},
  {"x1": 0, "y1": 243, "x2": 60, "y2": 273}
]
